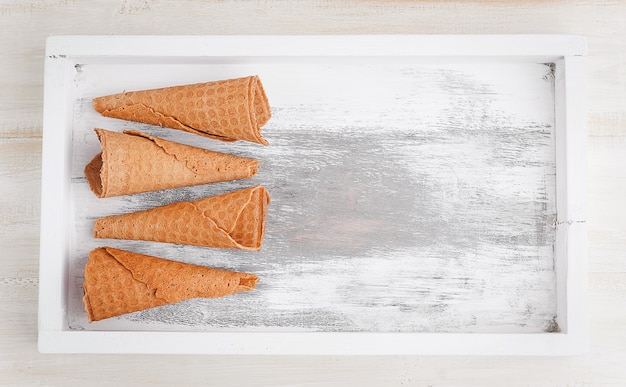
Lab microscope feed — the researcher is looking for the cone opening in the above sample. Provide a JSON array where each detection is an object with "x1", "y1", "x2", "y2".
[
  {"x1": 84, "y1": 152, "x2": 104, "y2": 198},
  {"x1": 253, "y1": 76, "x2": 272, "y2": 127},
  {"x1": 248, "y1": 76, "x2": 271, "y2": 145},
  {"x1": 230, "y1": 186, "x2": 268, "y2": 249}
]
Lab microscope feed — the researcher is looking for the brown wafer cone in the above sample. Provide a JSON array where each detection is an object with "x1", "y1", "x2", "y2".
[
  {"x1": 84, "y1": 128, "x2": 260, "y2": 198},
  {"x1": 92, "y1": 76, "x2": 271, "y2": 145},
  {"x1": 83, "y1": 246, "x2": 258, "y2": 322},
  {"x1": 94, "y1": 186, "x2": 270, "y2": 250}
]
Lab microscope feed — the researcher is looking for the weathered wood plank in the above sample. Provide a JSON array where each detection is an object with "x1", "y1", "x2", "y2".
[
  {"x1": 588, "y1": 135, "x2": 626, "y2": 273},
  {"x1": 59, "y1": 59, "x2": 559, "y2": 333},
  {"x1": 0, "y1": 139, "x2": 41, "y2": 270},
  {"x1": 1, "y1": 272, "x2": 625, "y2": 385},
  {"x1": 1, "y1": 0, "x2": 626, "y2": 384},
  {"x1": 0, "y1": 1, "x2": 625, "y2": 138}
]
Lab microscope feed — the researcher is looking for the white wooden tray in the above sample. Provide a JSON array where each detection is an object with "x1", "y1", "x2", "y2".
[{"x1": 38, "y1": 35, "x2": 587, "y2": 355}]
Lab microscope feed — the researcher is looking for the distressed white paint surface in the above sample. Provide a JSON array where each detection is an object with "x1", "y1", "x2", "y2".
[
  {"x1": 2, "y1": 0, "x2": 625, "y2": 385},
  {"x1": 65, "y1": 59, "x2": 557, "y2": 333}
]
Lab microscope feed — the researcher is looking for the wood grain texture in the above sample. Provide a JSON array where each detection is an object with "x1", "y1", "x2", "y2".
[
  {"x1": 1, "y1": 0, "x2": 625, "y2": 385},
  {"x1": 61, "y1": 59, "x2": 558, "y2": 334}
]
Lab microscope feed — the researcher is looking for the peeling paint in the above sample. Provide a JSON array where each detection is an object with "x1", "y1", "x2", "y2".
[{"x1": 67, "y1": 60, "x2": 558, "y2": 333}]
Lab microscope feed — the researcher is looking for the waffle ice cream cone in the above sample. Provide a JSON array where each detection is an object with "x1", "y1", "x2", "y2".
[
  {"x1": 92, "y1": 76, "x2": 271, "y2": 145},
  {"x1": 83, "y1": 246, "x2": 259, "y2": 322},
  {"x1": 85, "y1": 128, "x2": 260, "y2": 198},
  {"x1": 94, "y1": 186, "x2": 270, "y2": 250}
]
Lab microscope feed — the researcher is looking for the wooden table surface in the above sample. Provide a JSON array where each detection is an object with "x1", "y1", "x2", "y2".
[{"x1": 1, "y1": 1, "x2": 624, "y2": 385}]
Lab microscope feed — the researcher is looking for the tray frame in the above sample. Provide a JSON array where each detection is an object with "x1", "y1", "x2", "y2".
[{"x1": 38, "y1": 35, "x2": 587, "y2": 355}]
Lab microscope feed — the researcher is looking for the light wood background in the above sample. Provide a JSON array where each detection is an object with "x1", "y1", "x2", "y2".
[{"x1": 1, "y1": 1, "x2": 624, "y2": 385}]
